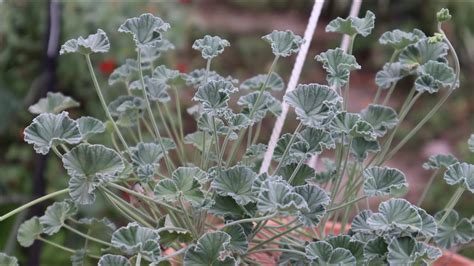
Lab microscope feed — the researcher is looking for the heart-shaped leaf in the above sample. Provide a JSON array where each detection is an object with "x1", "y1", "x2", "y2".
[
  {"x1": 367, "y1": 199, "x2": 422, "y2": 233},
  {"x1": 154, "y1": 166, "x2": 204, "y2": 206},
  {"x1": 77, "y1": 116, "x2": 105, "y2": 140},
  {"x1": 284, "y1": 83, "x2": 341, "y2": 128},
  {"x1": 434, "y1": 210, "x2": 474, "y2": 248},
  {"x1": 315, "y1": 48, "x2": 361, "y2": 87},
  {"x1": 443, "y1": 162, "x2": 474, "y2": 193},
  {"x1": 295, "y1": 184, "x2": 330, "y2": 226},
  {"x1": 60, "y1": 29, "x2": 110, "y2": 55},
  {"x1": 379, "y1": 29, "x2": 425, "y2": 50},
  {"x1": 0, "y1": 253, "x2": 18, "y2": 266},
  {"x1": 387, "y1": 237, "x2": 441, "y2": 265},
  {"x1": 375, "y1": 62, "x2": 408, "y2": 90},
  {"x1": 193, "y1": 80, "x2": 231, "y2": 116},
  {"x1": 192, "y1": 35, "x2": 230, "y2": 60},
  {"x1": 360, "y1": 104, "x2": 398, "y2": 137},
  {"x1": 262, "y1": 30, "x2": 303, "y2": 57},
  {"x1": 40, "y1": 200, "x2": 77, "y2": 235},
  {"x1": 257, "y1": 179, "x2": 309, "y2": 215},
  {"x1": 98, "y1": 255, "x2": 131, "y2": 266},
  {"x1": 119, "y1": 13, "x2": 170, "y2": 48},
  {"x1": 17, "y1": 217, "x2": 43, "y2": 247},
  {"x1": 240, "y1": 72, "x2": 284, "y2": 91},
  {"x1": 212, "y1": 166, "x2": 257, "y2": 205},
  {"x1": 422, "y1": 154, "x2": 458, "y2": 170},
  {"x1": 111, "y1": 223, "x2": 161, "y2": 262},
  {"x1": 350, "y1": 137, "x2": 380, "y2": 162},
  {"x1": 363, "y1": 167, "x2": 408, "y2": 197},
  {"x1": 184, "y1": 231, "x2": 236, "y2": 265},
  {"x1": 326, "y1": 11, "x2": 375, "y2": 37},
  {"x1": 399, "y1": 38, "x2": 448, "y2": 67},
  {"x1": 305, "y1": 241, "x2": 356, "y2": 265},
  {"x1": 24, "y1": 112, "x2": 82, "y2": 155},
  {"x1": 28, "y1": 92, "x2": 80, "y2": 114}
]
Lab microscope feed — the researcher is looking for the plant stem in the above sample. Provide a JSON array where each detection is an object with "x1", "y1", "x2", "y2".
[
  {"x1": 247, "y1": 247, "x2": 306, "y2": 257},
  {"x1": 38, "y1": 237, "x2": 100, "y2": 259},
  {"x1": 136, "y1": 253, "x2": 141, "y2": 266},
  {"x1": 178, "y1": 196, "x2": 198, "y2": 239},
  {"x1": 343, "y1": 36, "x2": 355, "y2": 110},
  {"x1": 288, "y1": 158, "x2": 305, "y2": 184},
  {"x1": 172, "y1": 86, "x2": 186, "y2": 145},
  {"x1": 326, "y1": 196, "x2": 367, "y2": 212},
  {"x1": 221, "y1": 213, "x2": 277, "y2": 229},
  {"x1": 0, "y1": 188, "x2": 69, "y2": 221},
  {"x1": 63, "y1": 223, "x2": 113, "y2": 247},
  {"x1": 438, "y1": 187, "x2": 464, "y2": 226},
  {"x1": 417, "y1": 169, "x2": 440, "y2": 206},
  {"x1": 272, "y1": 122, "x2": 303, "y2": 175},
  {"x1": 157, "y1": 247, "x2": 187, "y2": 262},
  {"x1": 247, "y1": 224, "x2": 303, "y2": 253},
  {"x1": 84, "y1": 54, "x2": 131, "y2": 156}
]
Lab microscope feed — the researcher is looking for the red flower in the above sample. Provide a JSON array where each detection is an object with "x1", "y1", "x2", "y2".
[
  {"x1": 99, "y1": 59, "x2": 117, "y2": 75},
  {"x1": 176, "y1": 62, "x2": 187, "y2": 73}
]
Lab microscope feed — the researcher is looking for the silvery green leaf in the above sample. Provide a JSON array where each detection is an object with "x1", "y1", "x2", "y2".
[
  {"x1": 262, "y1": 30, "x2": 303, "y2": 57},
  {"x1": 416, "y1": 207, "x2": 438, "y2": 238},
  {"x1": 71, "y1": 249, "x2": 86, "y2": 266},
  {"x1": 327, "y1": 235, "x2": 364, "y2": 263},
  {"x1": 422, "y1": 154, "x2": 458, "y2": 170},
  {"x1": 222, "y1": 224, "x2": 248, "y2": 254},
  {"x1": 17, "y1": 216, "x2": 43, "y2": 247},
  {"x1": 313, "y1": 158, "x2": 337, "y2": 184},
  {"x1": 434, "y1": 210, "x2": 474, "y2": 248},
  {"x1": 243, "y1": 143, "x2": 267, "y2": 169},
  {"x1": 360, "y1": 104, "x2": 398, "y2": 137},
  {"x1": 227, "y1": 113, "x2": 251, "y2": 130},
  {"x1": 98, "y1": 255, "x2": 131, "y2": 266},
  {"x1": 443, "y1": 162, "x2": 474, "y2": 193},
  {"x1": 209, "y1": 195, "x2": 256, "y2": 217},
  {"x1": 238, "y1": 91, "x2": 281, "y2": 122},
  {"x1": 197, "y1": 115, "x2": 230, "y2": 138},
  {"x1": 131, "y1": 143, "x2": 164, "y2": 181},
  {"x1": 77, "y1": 217, "x2": 116, "y2": 239},
  {"x1": 387, "y1": 237, "x2": 441, "y2": 265},
  {"x1": 152, "y1": 65, "x2": 180, "y2": 83},
  {"x1": 285, "y1": 83, "x2": 341, "y2": 128},
  {"x1": 299, "y1": 128, "x2": 335, "y2": 154},
  {"x1": 350, "y1": 137, "x2": 380, "y2": 162},
  {"x1": 184, "y1": 231, "x2": 236, "y2": 266},
  {"x1": 211, "y1": 166, "x2": 257, "y2": 205},
  {"x1": 108, "y1": 63, "x2": 135, "y2": 86},
  {"x1": 181, "y1": 68, "x2": 238, "y2": 88},
  {"x1": 415, "y1": 74, "x2": 438, "y2": 93},
  {"x1": 111, "y1": 223, "x2": 161, "y2": 262},
  {"x1": 469, "y1": 134, "x2": 474, "y2": 152},
  {"x1": 192, "y1": 35, "x2": 230, "y2": 59},
  {"x1": 364, "y1": 237, "x2": 388, "y2": 261},
  {"x1": 326, "y1": 11, "x2": 375, "y2": 37},
  {"x1": 330, "y1": 112, "x2": 377, "y2": 140},
  {"x1": 375, "y1": 62, "x2": 408, "y2": 89},
  {"x1": 28, "y1": 92, "x2": 80, "y2": 114},
  {"x1": 60, "y1": 29, "x2": 110, "y2": 55},
  {"x1": 351, "y1": 210, "x2": 374, "y2": 233},
  {"x1": 108, "y1": 95, "x2": 145, "y2": 127},
  {"x1": 193, "y1": 80, "x2": 230, "y2": 116},
  {"x1": 24, "y1": 112, "x2": 82, "y2": 155},
  {"x1": 379, "y1": 29, "x2": 425, "y2": 50},
  {"x1": 399, "y1": 38, "x2": 448, "y2": 67},
  {"x1": 139, "y1": 39, "x2": 174, "y2": 65},
  {"x1": 257, "y1": 179, "x2": 309, "y2": 215},
  {"x1": 273, "y1": 133, "x2": 308, "y2": 165},
  {"x1": 419, "y1": 60, "x2": 456, "y2": 90},
  {"x1": 184, "y1": 131, "x2": 212, "y2": 152},
  {"x1": 154, "y1": 166, "x2": 204, "y2": 206},
  {"x1": 144, "y1": 76, "x2": 171, "y2": 103},
  {"x1": 77, "y1": 116, "x2": 105, "y2": 140},
  {"x1": 40, "y1": 200, "x2": 77, "y2": 235},
  {"x1": 119, "y1": 13, "x2": 170, "y2": 48},
  {"x1": 295, "y1": 184, "x2": 330, "y2": 226},
  {"x1": 240, "y1": 72, "x2": 284, "y2": 91},
  {"x1": 68, "y1": 175, "x2": 98, "y2": 205},
  {"x1": 277, "y1": 163, "x2": 315, "y2": 186},
  {"x1": 305, "y1": 241, "x2": 356, "y2": 265},
  {"x1": 367, "y1": 199, "x2": 422, "y2": 233},
  {"x1": 0, "y1": 253, "x2": 18, "y2": 266},
  {"x1": 363, "y1": 167, "x2": 408, "y2": 197},
  {"x1": 315, "y1": 48, "x2": 361, "y2": 87}
]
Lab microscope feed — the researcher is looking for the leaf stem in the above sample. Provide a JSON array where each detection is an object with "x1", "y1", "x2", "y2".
[
  {"x1": 220, "y1": 213, "x2": 277, "y2": 229},
  {"x1": 272, "y1": 122, "x2": 303, "y2": 175},
  {"x1": 247, "y1": 223, "x2": 303, "y2": 253},
  {"x1": 63, "y1": 223, "x2": 113, "y2": 247},
  {"x1": 417, "y1": 168, "x2": 440, "y2": 206},
  {"x1": 38, "y1": 237, "x2": 100, "y2": 259}
]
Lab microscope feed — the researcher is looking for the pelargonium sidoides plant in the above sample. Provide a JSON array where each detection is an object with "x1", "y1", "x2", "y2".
[{"x1": 1, "y1": 8, "x2": 473, "y2": 266}]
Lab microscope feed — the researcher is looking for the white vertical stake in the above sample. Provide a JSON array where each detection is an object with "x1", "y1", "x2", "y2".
[{"x1": 260, "y1": 0, "x2": 326, "y2": 174}]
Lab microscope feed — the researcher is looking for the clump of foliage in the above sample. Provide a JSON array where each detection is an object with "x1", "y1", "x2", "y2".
[{"x1": 1, "y1": 8, "x2": 473, "y2": 265}]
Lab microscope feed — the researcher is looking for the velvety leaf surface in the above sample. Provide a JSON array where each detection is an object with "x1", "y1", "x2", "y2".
[{"x1": 28, "y1": 92, "x2": 80, "y2": 114}]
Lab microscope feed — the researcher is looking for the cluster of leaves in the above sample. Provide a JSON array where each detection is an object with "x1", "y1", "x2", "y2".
[{"x1": 2, "y1": 8, "x2": 473, "y2": 266}]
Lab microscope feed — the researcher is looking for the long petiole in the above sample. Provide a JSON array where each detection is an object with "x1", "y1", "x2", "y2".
[
  {"x1": 417, "y1": 169, "x2": 440, "y2": 206},
  {"x1": 38, "y1": 237, "x2": 101, "y2": 259},
  {"x1": 63, "y1": 223, "x2": 113, "y2": 247},
  {"x1": 272, "y1": 122, "x2": 303, "y2": 175}
]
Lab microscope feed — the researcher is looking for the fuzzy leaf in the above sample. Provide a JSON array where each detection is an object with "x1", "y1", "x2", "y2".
[
  {"x1": 363, "y1": 167, "x2": 408, "y2": 197},
  {"x1": 367, "y1": 199, "x2": 422, "y2": 233},
  {"x1": 443, "y1": 162, "x2": 474, "y2": 193},
  {"x1": 238, "y1": 91, "x2": 281, "y2": 122},
  {"x1": 193, "y1": 80, "x2": 230, "y2": 116},
  {"x1": 17, "y1": 217, "x2": 43, "y2": 247},
  {"x1": 276, "y1": 163, "x2": 315, "y2": 186},
  {"x1": 327, "y1": 235, "x2": 364, "y2": 262},
  {"x1": 379, "y1": 29, "x2": 425, "y2": 50},
  {"x1": 262, "y1": 30, "x2": 303, "y2": 57},
  {"x1": 119, "y1": 13, "x2": 170, "y2": 48},
  {"x1": 364, "y1": 237, "x2": 388, "y2": 260},
  {"x1": 40, "y1": 201, "x2": 77, "y2": 235},
  {"x1": 417, "y1": 60, "x2": 456, "y2": 93},
  {"x1": 416, "y1": 207, "x2": 438, "y2": 238},
  {"x1": 60, "y1": 29, "x2": 110, "y2": 55},
  {"x1": 182, "y1": 68, "x2": 237, "y2": 88},
  {"x1": 212, "y1": 166, "x2": 257, "y2": 205},
  {"x1": 152, "y1": 65, "x2": 180, "y2": 83},
  {"x1": 387, "y1": 237, "x2": 441, "y2": 265},
  {"x1": 330, "y1": 112, "x2": 377, "y2": 140},
  {"x1": 184, "y1": 231, "x2": 236, "y2": 265},
  {"x1": 273, "y1": 133, "x2": 308, "y2": 165},
  {"x1": 422, "y1": 154, "x2": 458, "y2": 170},
  {"x1": 375, "y1": 62, "x2": 408, "y2": 89},
  {"x1": 108, "y1": 62, "x2": 135, "y2": 86},
  {"x1": 351, "y1": 210, "x2": 374, "y2": 233},
  {"x1": 434, "y1": 210, "x2": 474, "y2": 248},
  {"x1": 111, "y1": 223, "x2": 161, "y2": 262},
  {"x1": 98, "y1": 255, "x2": 131, "y2": 266},
  {"x1": 299, "y1": 128, "x2": 336, "y2": 155},
  {"x1": 315, "y1": 48, "x2": 360, "y2": 87},
  {"x1": 0, "y1": 253, "x2": 18, "y2": 266},
  {"x1": 131, "y1": 143, "x2": 166, "y2": 181},
  {"x1": 154, "y1": 167, "x2": 204, "y2": 205},
  {"x1": 222, "y1": 224, "x2": 248, "y2": 254},
  {"x1": 144, "y1": 76, "x2": 171, "y2": 103},
  {"x1": 305, "y1": 241, "x2": 356, "y2": 265},
  {"x1": 108, "y1": 95, "x2": 145, "y2": 127},
  {"x1": 257, "y1": 179, "x2": 309, "y2": 215},
  {"x1": 295, "y1": 184, "x2": 330, "y2": 226},
  {"x1": 350, "y1": 137, "x2": 380, "y2": 162},
  {"x1": 399, "y1": 38, "x2": 448, "y2": 67},
  {"x1": 77, "y1": 116, "x2": 105, "y2": 140},
  {"x1": 360, "y1": 104, "x2": 398, "y2": 137},
  {"x1": 192, "y1": 35, "x2": 230, "y2": 59},
  {"x1": 184, "y1": 131, "x2": 212, "y2": 152},
  {"x1": 326, "y1": 11, "x2": 375, "y2": 37},
  {"x1": 240, "y1": 72, "x2": 284, "y2": 91},
  {"x1": 28, "y1": 92, "x2": 80, "y2": 114},
  {"x1": 284, "y1": 83, "x2": 341, "y2": 128},
  {"x1": 24, "y1": 112, "x2": 82, "y2": 155}
]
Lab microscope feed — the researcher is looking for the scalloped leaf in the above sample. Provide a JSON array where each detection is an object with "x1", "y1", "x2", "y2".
[
  {"x1": 364, "y1": 236, "x2": 388, "y2": 261},
  {"x1": 24, "y1": 112, "x2": 82, "y2": 155},
  {"x1": 350, "y1": 137, "x2": 380, "y2": 162},
  {"x1": 143, "y1": 76, "x2": 171, "y2": 103},
  {"x1": 240, "y1": 72, "x2": 284, "y2": 91},
  {"x1": 305, "y1": 241, "x2": 356, "y2": 265},
  {"x1": 422, "y1": 154, "x2": 458, "y2": 170},
  {"x1": 379, "y1": 29, "x2": 425, "y2": 50},
  {"x1": 193, "y1": 80, "x2": 230, "y2": 116},
  {"x1": 360, "y1": 104, "x2": 398, "y2": 137},
  {"x1": 77, "y1": 116, "x2": 105, "y2": 140},
  {"x1": 443, "y1": 162, "x2": 474, "y2": 193},
  {"x1": 284, "y1": 83, "x2": 341, "y2": 128},
  {"x1": 17, "y1": 217, "x2": 43, "y2": 247},
  {"x1": 363, "y1": 167, "x2": 408, "y2": 197},
  {"x1": 154, "y1": 166, "x2": 204, "y2": 206},
  {"x1": 0, "y1": 253, "x2": 18, "y2": 266},
  {"x1": 434, "y1": 210, "x2": 474, "y2": 248},
  {"x1": 327, "y1": 235, "x2": 365, "y2": 262},
  {"x1": 399, "y1": 38, "x2": 448, "y2": 67},
  {"x1": 415, "y1": 74, "x2": 438, "y2": 93},
  {"x1": 222, "y1": 224, "x2": 248, "y2": 254},
  {"x1": 273, "y1": 133, "x2": 308, "y2": 165},
  {"x1": 28, "y1": 92, "x2": 80, "y2": 114},
  {"x1": 108, "y1": 62, "x2": 135, "y2": 86},
  {"x1": 367, "y1": 199, "x2": 422, "y2": 233},
  {"x1": 60, "y1": 29, "x2": 110, "y2": 55},
  {"x1": 111, "y1": 223, "x2": 161, "y2": 262},
  {"x1": 192, "y1": 35, "x2": 230, "y2": 60},
  {"x1": 262, "y1": 30, "x2": 303, "y2": 57},
  {"x1": 211, "y1": 166, "x2": 257, "y2": 205},
  {"x1": 98, "y1": 255, "x2": 131, "y2": 266},
  {"x1": 326, "y1": 11, "x2": 375, "y2": 37},
  {"x1": 298, "y1": 128, "x2": 336, "y2": 155},
  {"x1": 417, "y1": 60, "x2": 456, "y2": 93},
  {"x1": 238, "y1": 91, "x2": 281, "y2": 122},
  {"x1": 257, "y1": 179, "x2": 309, "y2": 215},
  {"x1": 276, "y1": 163, "x2": 315, "y2": 186},
  {"x1": 184, "y1": 131, "x2": 212, "y2": 152},
  {"x1": 40, "y1": 201, "x2": 77, "y2": 235},
  {"x1": 416, "y1": 207, "x2": 438, "y2": 238},
  {"x1": 315, "y1": 48, "x2": 361, "y2": 87},
  {"x1": 295, "y1": 184, "x2": 330, "y2": 226},
  {"x1": 375, "y1": 62, "x2": 408, "y2": 89},
  {"x1": 152, "y1": 65, "x2": 180, "y2": 83},
  {"x1": 387, "y1": 237, "x2": 441, "y2": 265},
  {"x1": 330, "y1": 112, "x2": 376, "y2": 140},
  {"x1": 108, "y1": 95, "x2": 145, "y2": 127},
  {"x1": 182, "y1": 68, "x2": 237, "y2": 88},
  {"x1": 351, "y1": 210, "x2": 374, "y2": 233},
  {"x1": 184, "y1": 231, "x2": 236, "y2": 265},
  {"x1": 119, "y1": 13, "x2": 170, "y2": 48},
  {"x1": 131, "y1": 143, "x2": 165, "y2": 181}
]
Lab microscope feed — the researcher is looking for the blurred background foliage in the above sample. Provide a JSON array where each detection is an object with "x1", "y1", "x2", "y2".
[{"x1": 0, "y1": 0, "x2": 473, "y2": 263}]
